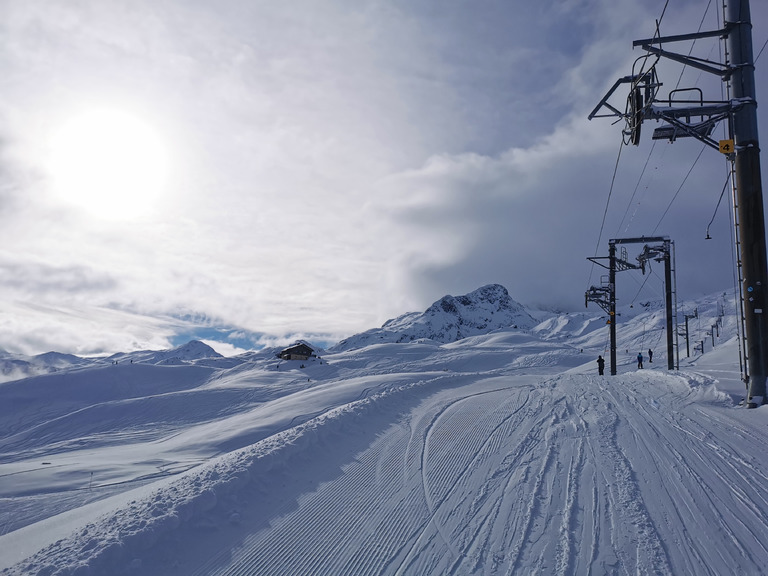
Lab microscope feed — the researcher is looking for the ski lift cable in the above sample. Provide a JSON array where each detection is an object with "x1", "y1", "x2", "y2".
[
  {"x1": 705, "y1": 172, "x2": 732, "y2": 239},
  {"x1": 649, "y1": 266, "x2": 666, "y2": 299},
  {"x1": 628, "y1": 262, "x2": 665, "y2": 308},
  {"x1": 717, "y1": 4, "x2": 726, "y2": 118},
  {"x1": 630, "y1": 266, "x2": 654, "y2": 307},
  {"x1": 615, "y1": 141, "x2": 658, "y2": 236},
  {"x1": 633, "y1": 269, "x2": 666, "y2": 354},
  {"x1": 658, "y1": 0, "x2": 670, "y2": 27},
  {"x1": 652, "y1": 144, "x2": 707, "y2": 235},
  {"x1": 674, "y1": 0, "x2": 714, "y2": 90},
  {"x1": 685, "y1": 40, "x2": 720, "y2": 94},
  {"x1": 587, "y1": 137, "x2": 625, "y2": 289},
  {"x1": 620, "y1": 142, "x2": 671, "y2": 236},
  {"x1": 755, "y1": 36, "x2": 768, "y2": 64}
]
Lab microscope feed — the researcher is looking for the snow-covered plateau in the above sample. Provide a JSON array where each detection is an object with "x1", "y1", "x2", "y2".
[{"x1": 1, "y1": 284, "x2": 767, "y2": 576}]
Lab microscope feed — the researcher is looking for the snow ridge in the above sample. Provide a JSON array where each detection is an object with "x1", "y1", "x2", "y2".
[{"x1": 134, "y1": 340, "x2": 223, "y2": 365}]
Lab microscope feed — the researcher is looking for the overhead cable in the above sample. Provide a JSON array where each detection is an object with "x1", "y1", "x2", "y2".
[{"x1": 652, "y1": 144, "x2": 706, "y2": 235}]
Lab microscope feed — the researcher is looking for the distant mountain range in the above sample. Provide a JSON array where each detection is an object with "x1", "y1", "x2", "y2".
[
  {"x1": 0, "y1": 283, "x2": 652, "y2": 382},
  {"x1": 0, "y1": 340, "x2": 224, "y2": 383},
  {"x1": 0, "y1": 351, "x2": 94, "y2": 383}
]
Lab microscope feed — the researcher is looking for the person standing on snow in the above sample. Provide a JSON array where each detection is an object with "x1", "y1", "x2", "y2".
[
  {"x1": 597, "y1": 355, "x2": 605, "y2": 375},
  {"x1": 637, "y1": 352, "x2": 644, "y2": 369},
  {"x1": 648, "y1": 348, "x2": 653, "y2": 363}
]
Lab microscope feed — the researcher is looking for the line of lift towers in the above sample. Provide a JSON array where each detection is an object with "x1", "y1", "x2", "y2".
[{"x1": 586, "y1": 0, "x2": 767, "y2": 406}]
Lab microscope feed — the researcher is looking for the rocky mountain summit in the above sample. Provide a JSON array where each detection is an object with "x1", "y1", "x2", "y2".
[{"x1": 332, "y1": 284, "x2": 537, "y2": 351}]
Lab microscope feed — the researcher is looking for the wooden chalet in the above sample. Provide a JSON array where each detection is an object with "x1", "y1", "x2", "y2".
[{"x1": 277, "y1": 342, "x2": 315, "y2": 361}]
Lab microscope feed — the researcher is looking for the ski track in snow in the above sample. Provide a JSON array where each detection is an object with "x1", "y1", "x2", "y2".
[
  {"x1": 2, "y1": 331, "x2": 768, "y2": 575},
  {"x1": 139, "y1": 374, "x2": 765, "y2": 575}
]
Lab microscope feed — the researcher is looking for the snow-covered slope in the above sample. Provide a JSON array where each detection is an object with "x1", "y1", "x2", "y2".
[
  {"x1": 333, "y1": 284, "x2": 537, "y2": 351},
  {"x1": 531, "y1": 310, "x2": 608, "y2": 340},
  {"x1": 0, "y1": 288, "x2": 764, "y2": 576}
]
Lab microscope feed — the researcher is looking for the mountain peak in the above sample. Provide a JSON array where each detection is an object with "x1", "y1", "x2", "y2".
[
  {"x1": 333, "y1": 284, "x2": 536, "y2": 351},
  {"x1": 172, "y1": 340, "x2": 219, "y2": 355},
  {"x1": 152, "y1": 340, "x2": 222, "y2": 364},
  {"x1": 425, "y1": 284, "x2": 514, "y2": 316},
  {"x1": 105, "y1": 340, "x2": 224, "y2": 366}
]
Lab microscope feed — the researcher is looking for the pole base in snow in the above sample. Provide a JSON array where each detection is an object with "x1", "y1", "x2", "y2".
[{"x1": 746, "y1": 396, "x2": 765, "y2": 408}]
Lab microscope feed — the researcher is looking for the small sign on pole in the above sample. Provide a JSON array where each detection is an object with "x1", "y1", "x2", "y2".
[{"x1": 719, "y1": 139, "x2": 734, "y2": 154}]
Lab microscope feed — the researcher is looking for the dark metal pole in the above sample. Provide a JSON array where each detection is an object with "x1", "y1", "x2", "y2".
[
  {"x1": 609, "y1": 242, "x2": 617, "y2": 375},
  {"x1": 727, "y1": 0, "x2": 768, "y2": 405},
  {"x1": 664, "y1": 240, "x2": 675, "y2": 370}
]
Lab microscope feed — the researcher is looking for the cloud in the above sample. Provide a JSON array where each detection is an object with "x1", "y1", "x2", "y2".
[
  {"x1": 1, "y1": 259, "x2": 118, "y2": 296},
  {"x1": 0, "y1": 301, "x2": 175, "y2": 356},
  {"x1": 365, "y1": 114, "x2": 620, "y2": 306},
  {"x1": 199, "y1": 339, "x2": 248, "y2": 358}
]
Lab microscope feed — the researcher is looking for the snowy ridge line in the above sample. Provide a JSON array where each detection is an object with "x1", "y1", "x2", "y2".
[{"x1": 1, "y1": 373, "x2": 459, "y2": 576}]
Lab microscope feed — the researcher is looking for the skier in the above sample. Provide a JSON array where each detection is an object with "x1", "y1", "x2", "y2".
[
  {"x1": 637, "y1": 352, "x2": 644, "y2": 369},
  {"x1": 597, "y1": 355, "x2": 605, "y2": 376},
  {"x1": 648, "y1": 348, "x2": 653, "y2": 363}
]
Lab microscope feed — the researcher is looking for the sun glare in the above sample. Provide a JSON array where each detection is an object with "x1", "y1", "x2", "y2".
[{"x1": 49, "y1": 109, "x2": 169, "y2": 219}]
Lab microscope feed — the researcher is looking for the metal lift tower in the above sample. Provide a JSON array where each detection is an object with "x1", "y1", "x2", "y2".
[
  {"x1": 588, "y1": 0, "x2": 767, "y2": 406},
  {"x1": 587, "y1": 237, "x2": 677, "y2": 375}
]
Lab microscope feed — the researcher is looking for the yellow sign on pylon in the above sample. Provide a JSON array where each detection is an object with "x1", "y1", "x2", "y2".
[{"x1": 719, "y1": 139, "x2": 735, "y2": 154}]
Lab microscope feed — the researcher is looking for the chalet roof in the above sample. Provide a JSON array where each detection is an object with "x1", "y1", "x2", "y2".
[{"x1": 280, "y1": 342, "x2": 314, "y2": 354}]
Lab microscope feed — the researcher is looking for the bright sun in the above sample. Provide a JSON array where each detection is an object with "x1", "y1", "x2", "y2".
[{"x1": 49, "y1": 109, "x2": 169, "y2": 219}]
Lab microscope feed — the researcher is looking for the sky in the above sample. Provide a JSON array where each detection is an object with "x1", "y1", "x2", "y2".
[{"x1": 1, "y1": 0, "x2": 767, "y2": 356}]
